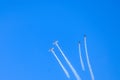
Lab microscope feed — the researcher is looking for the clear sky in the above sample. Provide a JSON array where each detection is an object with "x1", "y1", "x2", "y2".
[{"x1": 0, "y1": 0, "x2": 120, "y2": 80}]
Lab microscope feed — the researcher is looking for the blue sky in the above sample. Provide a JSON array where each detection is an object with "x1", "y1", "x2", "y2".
[{"x1": 0, "y1": 0, "x2": 120, "y2": 80}]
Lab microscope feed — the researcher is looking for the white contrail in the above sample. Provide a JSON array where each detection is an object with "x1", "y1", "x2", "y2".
[
  {"x1": 53, "y1": 41, "x2": 81, "y2": 80},
  {"x1": 49, "y1": 48, "x2": 70, "y2": 79},
  {"x1": 78, "y1": 42, "x2": 85, "y2": 71},
  {"x1": 84, "y1": 35, "x2": 95, "y2": 80}
]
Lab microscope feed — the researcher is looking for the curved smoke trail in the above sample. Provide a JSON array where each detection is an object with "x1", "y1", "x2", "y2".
[
  {"x1": 78, "y1": 42, "x2": 85, "y2": 71},
  {"x1": 84, "y1": 36, "x2": 95, "y2": 80}
]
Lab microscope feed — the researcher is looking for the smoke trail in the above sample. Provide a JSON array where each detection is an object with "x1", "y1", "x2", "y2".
[
  {"x1": 78, "y1": 42, "x2": 85, "y2": 71},
  {"x1": 49, "y1": 48, "x2": 70, "y2": 79},
  {"x1": 84, "y1": 36, "x2": 95, "y2": 80},
  {"x1": 53, "y1": 41, "x2": 81, "y2": 80}
]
